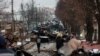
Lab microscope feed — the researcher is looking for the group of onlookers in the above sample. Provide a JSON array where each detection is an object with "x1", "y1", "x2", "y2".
[
  {"x1": 33, "y1": 27, "x2": 82, "y2": 56},
  {"x1": 0, "y1": 27, "x2": 99, "y2": 56}
]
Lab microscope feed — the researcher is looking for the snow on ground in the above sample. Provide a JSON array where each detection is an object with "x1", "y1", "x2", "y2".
[{"x1": 27, "y1": 42, "x2": 56, "y2": 53}]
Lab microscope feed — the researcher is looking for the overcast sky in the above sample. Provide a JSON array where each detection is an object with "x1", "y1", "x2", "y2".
[{"x1": 5, "y1": 0, "x2": 58, "y2": 12}]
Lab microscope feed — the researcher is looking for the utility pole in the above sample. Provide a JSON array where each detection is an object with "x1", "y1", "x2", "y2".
[
  {"x1": 11, "y1": 0, "x2": 15, "y2": 32},
  {"x1": 36, "y1": 8, "x2": 38, "y2": 28},
  {"x1": 32, "y1": 0, "x2": 34, "y2": 27},
  {"x1": 35, "y1": 2, "x2": 38, "y2": 28},
  {"x1": 20, "y1": 0, "x2": 24, "y2": 49}
]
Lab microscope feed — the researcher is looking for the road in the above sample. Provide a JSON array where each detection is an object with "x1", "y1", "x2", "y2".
[{"x1": 27, "y1": 42, "x2": 56, "y2": 56}]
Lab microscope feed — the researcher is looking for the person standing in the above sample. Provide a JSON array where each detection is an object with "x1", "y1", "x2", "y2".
[
  {"x1": 36, "y1": 28, "x2": 42, "y2": 53},
  {"x1": 59, "y1": 33, "x2": 81, "y2": 56},
  {"x1": 36, "y1": 36, "x2": 41, "y2": 53},
  {"x1": 56, "y1": 31, "x2": 64, "y2": 55}
]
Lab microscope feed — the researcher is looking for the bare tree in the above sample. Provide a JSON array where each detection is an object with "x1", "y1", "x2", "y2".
[
  {"x1": 0, "y1": 0, "x2": 9, "y2": 30},
  {"x1": 20, "y1": 0, "x2": 52, "y2": 31},
  {"x1": 55, "y1": 0, "x2": 86, "y2": 34},
  {"x1": 0, "y1": 0, "x2": 8, "y2": 10},
  {"x1": 55, "y1": 0, "x2": 95, "y2": 42}
]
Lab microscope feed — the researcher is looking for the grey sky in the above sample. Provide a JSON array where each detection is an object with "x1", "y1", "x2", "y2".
[{"x1": 5, "y1": 0, "x2": 58, "y2": 12}]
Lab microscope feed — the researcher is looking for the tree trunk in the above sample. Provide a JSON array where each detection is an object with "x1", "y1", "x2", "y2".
[
  {"x1": 98, "y1": 22, "x2": 100, "y2": 43},
  {"x1": 86, "y1": 17, "x2": 94, "y2": 43},
  {"x1": 71, "y1": 25, "x2": 80, "y2": 35},
  {"x1": 95, "y1": 14, "x2": 100, "y2": 43},
  {"x1": 95, "y1": 0, "x2": 100, "y2": 44}
]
